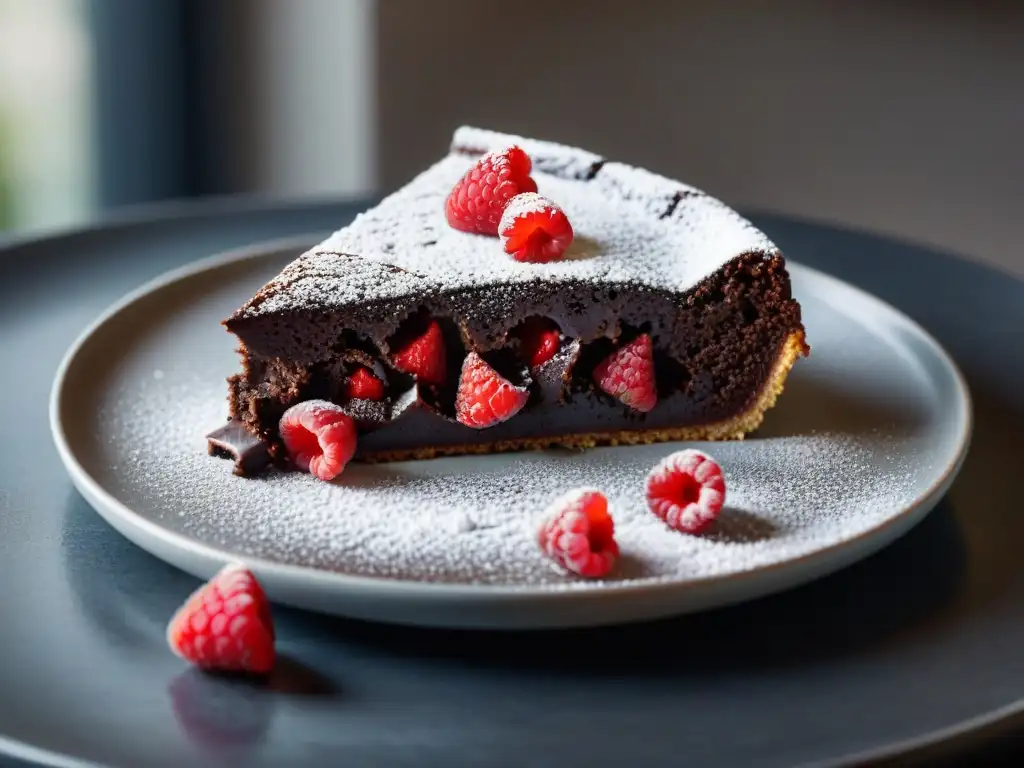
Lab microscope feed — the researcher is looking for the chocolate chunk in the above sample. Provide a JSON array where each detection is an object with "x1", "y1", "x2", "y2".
[
  {"x1": 532, "y1": 339, "x2": 581, "y2": 404},
  {"x1": 342, "y1": 397, "x2": 391, "y2": 431},
  {"x1": 206, "y1": 420, "x2": 271, "y2": 477}
]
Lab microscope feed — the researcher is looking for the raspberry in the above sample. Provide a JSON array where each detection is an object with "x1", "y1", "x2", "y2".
[
  {"x1": 592, "y1": 334, "x2": 657, "y2": 412},
  {"x1": 343, "y1": 365, "x2": 385, "y2": 401},
  {"x1": 537, "y1": 488, "x2": 619, "y2": 578},
  {"x1": 390, "y1": 318, "x2": 446, "y2": 385},
  {"x1": 455, "y1": 352, "x2": 529, "y2": 428},
  {"x1": 166, "y1": 562, "x2": 275, "y2": 675},
  {"x1": 498, "y1": 192, "x2": 574, "y2": 263},
  {"x1": 445, "y1": 145, "x2": 538, "y2": 235},
  {"x1": 279, "y1": 399, "x2": 357, "y2": 481},
  {"x1": 516, "y1": 317, "x2": 562, "y2": 368},
  {"x1": 646, "y1": 449, "x2": 726, "y2": 534}
]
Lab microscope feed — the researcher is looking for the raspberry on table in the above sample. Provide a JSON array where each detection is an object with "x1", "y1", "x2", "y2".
[
  {"x1": 343, "y1": 365, "x2": 385, "y2": 401},
  {"x1": 537, "y1": 488, "x2": 619, "y2": 578},
  {"x1": 279, "y1": 400, "x2": 357, "y2": 481},
  {"x1": 498, "y1": 192, "x2": 574, "y2": 263},
  {"x1": 455, "y1": 352, "x2": 529, "y2": 428},
  {"x1": 593, "y1": 334, "x2": 658, "y2": 412},
  {"x1": 166, "y1": 562, "x2": 276, "y2": 675},
  {"x1": 390, "y1": 318, "x2": 447, "y2": 385},
  {"x1": 445, "y1": 145, "x2": 538, "y2": 236},
  {"x1": 516, "y1": 317, "x2": 562, "y2": 368},
  {"x1": 646, "y1": 449, "x2": 726, "y2": 534}
]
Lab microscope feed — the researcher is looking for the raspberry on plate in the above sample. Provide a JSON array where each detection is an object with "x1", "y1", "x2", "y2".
[
  {"x1": 166, "y1": 562, "x2": 276, "y2": 675},
  {"x1": 537, "y1": 488, "x2": 619, "y2": 578},
  {"x1": 593, "y1": 334, "x2": 657, "y2": 412},
  {"x1": 498, "y1": 192, "x2": 574, "y2": 263},
  {"x1": 455, "y1": 352, "x2": 529, "y2": 428},
  {"x1": 516, "y1": 317, "x2": 562, "y2": 368},
  {"x1": 279, "y1": 400, "x2": 357, "y2": 481},
  {"x1": 390, "y1": 318, "x2": 447, "y2": 385},
  {"x1": 343, "y1": 365, "x2": 385, "y2": 401},
  {"x1": 646, "y1": 449, "x2": 726, "y2": 534},
  {"x1": 445, "y1": 145, "x2": 538, "y2": 236}
]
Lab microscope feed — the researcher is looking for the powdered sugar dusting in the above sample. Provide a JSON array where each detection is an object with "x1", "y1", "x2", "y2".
[
  {"x1": 452, "y1": 125, "x2": 604, "y2": 180},
  {"x1": 94, "y1": 373, "x2": 929, "y2": 589},
  {"x1": 240, "y1": 251, "x2": 436, "y2": 318},
  {"x1": 499, "y1": 191, "x2": 558, "y2": 229},
  {"x1": 235, "y1": 126, "x2": 776, "y2": 320}
]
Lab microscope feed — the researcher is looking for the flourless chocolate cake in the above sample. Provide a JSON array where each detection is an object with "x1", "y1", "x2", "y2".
[{"x1": 218, "y1": 127, "x2": 807, "y2": 473}]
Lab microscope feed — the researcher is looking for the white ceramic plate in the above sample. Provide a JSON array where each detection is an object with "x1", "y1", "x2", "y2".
[{"x1": 50, "y1": 239, "x2": 971, "y2": 629}]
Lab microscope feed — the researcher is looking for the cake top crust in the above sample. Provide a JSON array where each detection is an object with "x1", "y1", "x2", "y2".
[{"x1": 232, "y1": 126, "x2": 779, "y2": 321}]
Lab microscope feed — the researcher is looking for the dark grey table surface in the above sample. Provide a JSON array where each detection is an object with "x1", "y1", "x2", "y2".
[{"x1": 2, "y1": 198, "x2": 1024, "y2": 767}]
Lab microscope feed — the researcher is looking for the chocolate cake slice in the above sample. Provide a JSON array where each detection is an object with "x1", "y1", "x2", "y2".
[{"x1": 221, "y1": 127, "x2": 807, "y2": 469}]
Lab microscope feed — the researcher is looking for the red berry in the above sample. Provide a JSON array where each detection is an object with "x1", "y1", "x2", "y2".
[
  {"x1": 344, "y1": 365, "x2": 385, "y2": 401},
  {"x1": 516, "y1": 317, "x2": 562, "y2": 368},
  {"x1": 646, "y1": 449, "x2": 726, "y2": 534},
  {"x1": 537, "y1": 488, "x2": 619, "y2": 578},
  {"x1": 498, "y1": 192, "x2": 574, "y2": 263},
  {"x1": 592, "y1": 334, "x2": 657, "y2": 412},
  {"x1": 455, "y1": 352, "x2": 529, "y2": 428},
  {"x1": 166, "y1": 562, "x2": 275, "y2": 675},
  {"x1": 390, "y1": 318, "x2": 447, "y2": 385},
  {"x1": 445, "y1": 146, "x2": 538, "y2": 235},
  {"x1": 279, "y1": 399, "x2": 357, "y2": 481}
]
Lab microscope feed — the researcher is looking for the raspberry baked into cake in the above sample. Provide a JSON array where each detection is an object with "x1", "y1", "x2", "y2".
[{"x1": 210, "y1": 127, "x2": 808, "y2": 478}]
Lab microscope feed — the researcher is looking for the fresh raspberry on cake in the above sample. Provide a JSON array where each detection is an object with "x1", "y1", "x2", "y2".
[
  {"x1": 445, "y1": 145, "x2": 538, "y2": 235},
  {"x1": 166, "y1": 562, "x2": 275, "y2": 675},
  {"x1": 593, "y1": 334, "x2": 657, "y2": 412},
  {"x1": 537, "y1": 488, "x2": 619, "y2": 578},
  {"x1": 646, "y1": 449, "x2": 726, "y2": 534},
  {"x1": 455, "y1": 352, "x2": 529, "y2": 428},
  {"x1": 279, "y1": 400, "x2": 357, "y2": 481},
  {"x1": 516, "y1": 317, "x2": 562, "y2": 368},
  {"x1": 498, "y1": 192, "x2": 574, "y2": 263},
  {"x1": 390, "y1": 318, "x2": 446, "y2": 385},
  {"x1": 343, "y1": 365, "x2": 385, "y2": 401}
]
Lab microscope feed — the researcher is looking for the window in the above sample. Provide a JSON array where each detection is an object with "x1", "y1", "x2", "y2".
[{"x1": 0, "y1": 0, "x2": 93, "y2": 232}]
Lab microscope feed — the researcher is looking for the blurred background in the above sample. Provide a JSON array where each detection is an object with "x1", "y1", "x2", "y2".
[{"x1": 0, "y1": 0, "x2": 1021, "y2": 274}]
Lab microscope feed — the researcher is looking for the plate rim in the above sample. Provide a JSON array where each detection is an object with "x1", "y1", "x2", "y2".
[{"x1": 49, "y1": 236, "x2": 974, "y2": 605}]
